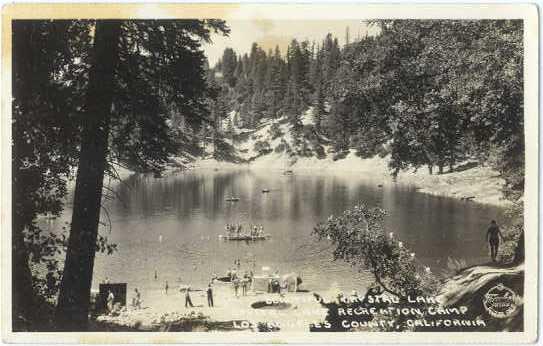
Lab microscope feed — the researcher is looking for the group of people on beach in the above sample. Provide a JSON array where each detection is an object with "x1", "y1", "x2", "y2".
[
  {"x1": 225, "y1": 223, "x2": 265, "y2": 237},
  {"x1": 104, "y1": 287, "x2": 141, "y2": 315}
]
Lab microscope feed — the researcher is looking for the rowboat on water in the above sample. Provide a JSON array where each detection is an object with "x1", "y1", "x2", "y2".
[
  {"x1": 225, "y1": 197, "x2": 240, "y2": 202},
  {"x1": 261, "y1": 189, "x2": 270, "y2": 193}
]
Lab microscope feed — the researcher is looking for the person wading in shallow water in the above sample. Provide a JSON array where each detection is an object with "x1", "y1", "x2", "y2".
[{"x1": 486, "y1": 220, "x2": 504, "y2": 262}]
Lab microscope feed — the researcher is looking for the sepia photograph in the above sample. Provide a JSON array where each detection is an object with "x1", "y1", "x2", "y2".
[{"x1": 1, "y1": 3, "x2": 538, "y2": 344}]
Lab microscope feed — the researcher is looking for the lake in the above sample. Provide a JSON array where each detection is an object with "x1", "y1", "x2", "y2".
[{"x1": 51, "y1": 168, "x2": 504, "y2": 295}]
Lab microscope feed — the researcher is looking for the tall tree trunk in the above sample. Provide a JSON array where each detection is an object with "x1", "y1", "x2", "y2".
[{"x1": 55, "y1": 20, "x2": 121, "y2": 331}]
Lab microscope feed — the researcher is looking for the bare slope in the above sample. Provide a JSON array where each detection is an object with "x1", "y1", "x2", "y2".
[{"x1": 195, "y1": 110, "x2": 509, "y2": 207}]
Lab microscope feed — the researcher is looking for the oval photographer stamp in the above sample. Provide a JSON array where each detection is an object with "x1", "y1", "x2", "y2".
[{"x1": 483, "y1": 283, "x2": 520, "y2": 319}]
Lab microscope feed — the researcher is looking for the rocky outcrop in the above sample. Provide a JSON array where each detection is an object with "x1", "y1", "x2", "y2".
[{"x1": 435, "y1": 264, "x2": 524, "y2": 332}]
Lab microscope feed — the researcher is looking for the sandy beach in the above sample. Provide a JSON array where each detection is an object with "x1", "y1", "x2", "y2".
[{"x1": 95, "y1": 283, "x2": 329, "y2": 332}]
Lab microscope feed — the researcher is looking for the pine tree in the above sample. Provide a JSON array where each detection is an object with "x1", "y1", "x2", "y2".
[
  {"x1": 221, "y1": 47, "x2": 237, "y2": 87},
  {"x1": 55, "y1": 20, "x2": 123, "y2": 330},
  {"x1": 53, "y1": 19, "x2": 229, "y2": 330},
  {"x1": 311, "y1": 49, "x2": 326, "y2": 132},
  {"x1": 322, "y1": 33, "x2": 341, "y2": 91},
  {"x1": 267, "y1": 46, "x2": 286, "y2": 118}
]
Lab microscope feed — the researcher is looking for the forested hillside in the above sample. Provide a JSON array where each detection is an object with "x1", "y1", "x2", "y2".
[{"x1": 205, "y1": 20, "x2": 523, "y2": 202}]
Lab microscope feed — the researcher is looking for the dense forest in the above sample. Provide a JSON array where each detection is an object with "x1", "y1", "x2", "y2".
[{"x1": 207, "y1": 20, "x2": 523, "y2": 202}]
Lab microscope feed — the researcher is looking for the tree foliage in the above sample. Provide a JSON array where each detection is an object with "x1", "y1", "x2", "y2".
[
  {"x1": 12, "y1": 20, "x2": 92, "y2": 329},
  {"x1": 314, "y1": 204, "x2": 438, "y2": 298},
  {"x1": 212, "y1": 20, "x2": 523, "y2": 202},
  {"x1": 12, "y1": 19, "x2": 229, "y2": 331}
]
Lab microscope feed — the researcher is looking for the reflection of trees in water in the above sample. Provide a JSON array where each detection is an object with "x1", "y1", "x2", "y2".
[
  {"x1": 115, "y1": 171, "x2": 242, "y2": 220},
  {"x1": 313, "y1": 179, "x2": 325, "y2": 216},
  {"x1": 112, "y1": 171, "x2": 504, "y2": 277}
]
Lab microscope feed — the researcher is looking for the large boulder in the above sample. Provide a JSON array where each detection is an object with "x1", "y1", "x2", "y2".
[{"x1": 434, "y1": 264, "x2": 524, "y2": 332}]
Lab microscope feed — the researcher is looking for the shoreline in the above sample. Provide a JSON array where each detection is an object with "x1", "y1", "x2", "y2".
[
  {"x1": 94, "y1": 286, "x2": 328, "y2": 332},
  {"x1": 188, "y1": 152, "x2": 511, "y2": 208}
]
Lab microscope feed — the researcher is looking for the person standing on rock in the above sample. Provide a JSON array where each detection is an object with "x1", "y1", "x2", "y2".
[
  {"x1": 487, "y1": 220, "x2": 504, "y2": 262},
  {"x1": 184, "y1": 286, "x2": 194, "y2": 308},
  {"x1": 206, "y1": 284, "x2": 214, "y2": 307}
]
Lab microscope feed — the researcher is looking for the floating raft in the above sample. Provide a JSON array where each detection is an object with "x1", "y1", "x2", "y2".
[{"x1": 219, "y1": 234, "x2": 271, "y2": 241}]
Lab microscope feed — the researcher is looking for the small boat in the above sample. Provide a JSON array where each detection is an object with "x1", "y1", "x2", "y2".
[
  {"x1": 262, "y1": 189, "x2": 270, "y2": 193},
  {"x1": 225, "y1": 197, "x2": 240, "y2": 202},
  {"x1": 220, "y1": 234, "x2": 271, "y2": 241},
  {"x1": 283, "y1": 170, "x2": 293, "y2": 175}
]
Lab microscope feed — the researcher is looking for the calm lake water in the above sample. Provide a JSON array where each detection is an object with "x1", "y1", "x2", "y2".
[{"x1": 52, "y1": 168, "x2": 504, "y2": 294}]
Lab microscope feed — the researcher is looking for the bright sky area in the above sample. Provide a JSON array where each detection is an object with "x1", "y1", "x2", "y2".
[{"x1": 203, "y1": 19, "x2": 376, "y2": 66}]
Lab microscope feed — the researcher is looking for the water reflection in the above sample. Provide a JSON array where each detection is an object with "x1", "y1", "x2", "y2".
[{"x1": 76, "y1": 169, "x2": 503, "y2": 293}]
